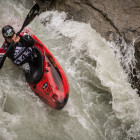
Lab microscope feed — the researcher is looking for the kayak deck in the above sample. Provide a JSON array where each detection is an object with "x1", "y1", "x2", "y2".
[{"x1": 26, "y1": 31, "x2": 69, "y2": 109}]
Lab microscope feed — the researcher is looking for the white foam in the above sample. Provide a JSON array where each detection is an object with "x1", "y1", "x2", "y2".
[{"x1": 39, "y1": 10, "x2": 140, "y2": 138}]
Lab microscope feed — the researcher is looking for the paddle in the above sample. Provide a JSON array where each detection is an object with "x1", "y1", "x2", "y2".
[{"x1": 0, "y1": 3, "x2": 40, "y2": 68}]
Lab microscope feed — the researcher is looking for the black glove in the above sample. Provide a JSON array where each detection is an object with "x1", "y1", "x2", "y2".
[
  {"x1": 0, "y1": 55, "x2": 6, "y2": 69},
  {"x1": 20, "y1": 35, "x2": 35, "y2": 47}
]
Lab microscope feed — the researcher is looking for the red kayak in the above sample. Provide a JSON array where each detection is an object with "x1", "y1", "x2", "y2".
[{"x1": 23, "y1": 30, "x2": 69, "y2": 110}]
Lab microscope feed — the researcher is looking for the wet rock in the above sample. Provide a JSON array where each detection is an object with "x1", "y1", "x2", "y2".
[{"x1": 35, "y1": 0, "x2": 140, "y2": 42}]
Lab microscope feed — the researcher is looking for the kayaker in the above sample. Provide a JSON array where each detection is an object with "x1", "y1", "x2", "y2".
[{"x1": 0, "y1": 25, "x2": 40, "y2": 82}]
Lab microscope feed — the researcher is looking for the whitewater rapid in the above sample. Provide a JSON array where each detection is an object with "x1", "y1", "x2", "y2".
[{"x1": 0, "y1": 0, "x2": 140, "y2": 140}]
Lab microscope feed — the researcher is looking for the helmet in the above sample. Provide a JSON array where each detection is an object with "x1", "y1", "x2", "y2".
[{"x1": 2, "y1": 25, "x2": 15, "y2": 38}]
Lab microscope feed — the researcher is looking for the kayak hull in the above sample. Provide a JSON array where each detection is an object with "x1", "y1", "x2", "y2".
[{"x1": 26, "y1": 31, "x2": 69, "y2": 110}]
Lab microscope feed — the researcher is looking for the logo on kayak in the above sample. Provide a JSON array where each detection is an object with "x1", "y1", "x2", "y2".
[
  {"x1": 44, "y1": 85, "x2": 52, "y2": 95},
  {"x1": 42, "y1": 82, "x2": 48, "y2": 90},
  {"x1": 43, "y1": 82, "x2": 52, "y2": 95},
  {"x1": 48, "y1": 56, "x2": 57, "y2": 68}
]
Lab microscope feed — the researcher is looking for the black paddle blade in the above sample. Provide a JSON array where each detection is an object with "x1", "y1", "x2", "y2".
[
  {"x1": 17, "y1": 3, "x2": 40, "y2": 35},
  {"x1": 23, "y1": 3, "x2": 40, "y2": 27}
]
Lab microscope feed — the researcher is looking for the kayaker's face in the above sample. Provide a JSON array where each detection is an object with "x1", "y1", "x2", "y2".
[{"x1": 6, "y1": 34, "x2": 20, "y2": 43}]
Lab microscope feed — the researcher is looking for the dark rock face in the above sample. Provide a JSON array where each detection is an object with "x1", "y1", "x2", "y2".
[
  {"x1": 35, "y1": 0, "x2": 140, "y2": 42},
  {"x1": 35, "y1": 0, "x2": 140, "y2": 92}
]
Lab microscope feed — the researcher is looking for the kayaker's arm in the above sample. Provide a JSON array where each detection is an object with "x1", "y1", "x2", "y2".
[
  {"x1": 0, "y1": 55, "x2": 6, "y2": 69},
  {"x1": 0, "y1": 47, "x2": 6, "y2": 69}
]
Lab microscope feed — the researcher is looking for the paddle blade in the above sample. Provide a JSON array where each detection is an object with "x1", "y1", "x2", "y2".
[
  {"x1": 17, "y1": 3, "x2": 40, "y2": 35},
  {"x1": 24, "y1": 3, "x2": 39, "y2": 26}
]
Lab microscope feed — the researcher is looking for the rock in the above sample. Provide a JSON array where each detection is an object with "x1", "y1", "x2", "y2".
[
  {"x1": 35, "y1": 0, "x2": 140, "y2": 42},
  {"x1": 35, "y1": 0, "x2": 140, "y2": 93}
]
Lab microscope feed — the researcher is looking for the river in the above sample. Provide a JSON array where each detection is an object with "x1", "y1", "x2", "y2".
[{"x1": 0, "y1": 0, "x2": 140, "y2": 140}]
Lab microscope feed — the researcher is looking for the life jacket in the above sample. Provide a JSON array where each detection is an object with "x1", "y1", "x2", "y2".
[{"x1": 2, "y1": 33, "x2": 34, "y2": 65}]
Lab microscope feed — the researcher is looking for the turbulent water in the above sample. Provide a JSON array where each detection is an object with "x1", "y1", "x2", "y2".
[{"x1": 0, "y1": 0, "x2": 140, "y2": 140}]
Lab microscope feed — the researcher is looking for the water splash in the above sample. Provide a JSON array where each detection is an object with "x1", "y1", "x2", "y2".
[{"x1": 39, "y1": 10, "x2": 140, "y2": 139}]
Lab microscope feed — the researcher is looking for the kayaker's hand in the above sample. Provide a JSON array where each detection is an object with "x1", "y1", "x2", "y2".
[{"x1": 12, "y1": 35, "x2": 20, "y2": 43}]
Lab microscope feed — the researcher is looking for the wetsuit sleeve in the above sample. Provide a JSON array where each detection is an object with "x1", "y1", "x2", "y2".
[
  {"x1": 0, "y1": 46, "x2": 6, "y2": 69},
  {"x1": 20, "y1": 34, "x2": 35, "y2": 47}
]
